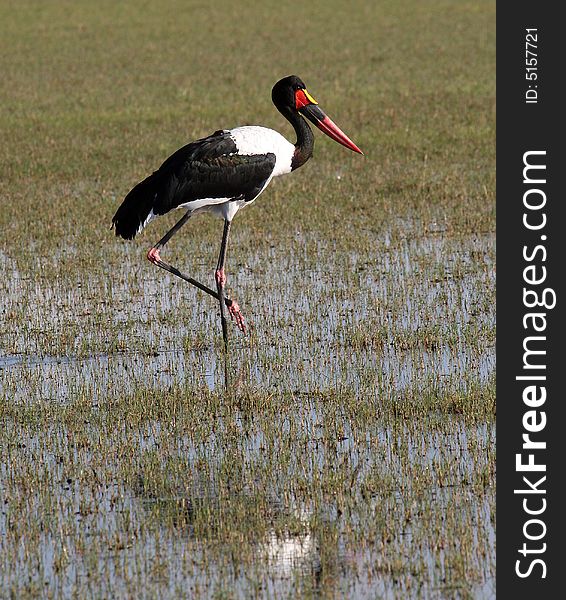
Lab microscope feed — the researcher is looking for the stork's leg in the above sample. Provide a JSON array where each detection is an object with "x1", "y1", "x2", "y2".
[
  {"x1": 214, "y1": 220, "x2": 247, "y2": 345},
  {"x1": 147, "y1": 212, "x2": 217, "y2": 297},
  {"x1": 147, "y1": 211, "x2": 245, "y2": 333},
  {"x1": 215, "y1": 220, "x2": 232, "y2": 348}
]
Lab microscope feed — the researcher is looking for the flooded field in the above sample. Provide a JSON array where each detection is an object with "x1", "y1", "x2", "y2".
[
  {"x1": 1, "y1": 1, "x2": 495, "y2": 598},
  {"x1": 1, "y1": 224, "x2": 495, "y2": 598},
  {"x1": 1, "y1": 227, "x2": 494, "y2": 399}
]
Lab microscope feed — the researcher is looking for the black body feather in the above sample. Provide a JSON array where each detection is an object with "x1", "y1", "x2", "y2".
[{"x1": 112, "y1": 130, "x2": 276, "y2": 240}]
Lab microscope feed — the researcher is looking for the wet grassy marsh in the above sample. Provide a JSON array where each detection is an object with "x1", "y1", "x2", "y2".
[{"x1": 1, "y1": 1, "x2": 495, "y2": 598}]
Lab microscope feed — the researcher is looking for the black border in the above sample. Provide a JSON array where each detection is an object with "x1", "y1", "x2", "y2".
[{"x1": 497, "y1": 4, "x2": 565, "y2": 595}]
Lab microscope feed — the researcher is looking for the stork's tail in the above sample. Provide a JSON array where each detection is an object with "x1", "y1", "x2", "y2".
[{"x1": 112, "y1": 172, "x2": 160, "y2": 240}]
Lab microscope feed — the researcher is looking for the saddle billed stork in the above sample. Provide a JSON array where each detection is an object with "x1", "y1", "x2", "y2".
[{"x1": 112, "y1": 75, "x2": 363, "y2": 346}]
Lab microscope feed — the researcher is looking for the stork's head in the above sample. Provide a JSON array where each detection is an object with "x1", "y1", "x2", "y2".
[{"x1": 272, "y1": 75, "x2": 363, "y2": 155}]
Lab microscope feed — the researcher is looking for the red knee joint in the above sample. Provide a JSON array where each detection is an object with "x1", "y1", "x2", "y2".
[{"x1": 215, "y1": 268, "x2": 226, "y2": 287}]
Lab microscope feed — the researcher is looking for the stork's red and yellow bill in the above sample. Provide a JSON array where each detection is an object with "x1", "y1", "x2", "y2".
[{"x1": 295, "y1": 88, "x2": 364, "y2": 155}]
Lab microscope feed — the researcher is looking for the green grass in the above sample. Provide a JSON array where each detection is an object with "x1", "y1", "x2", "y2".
[{"x1": 1, "y1": 1, "x2": 495, "y2": 598}]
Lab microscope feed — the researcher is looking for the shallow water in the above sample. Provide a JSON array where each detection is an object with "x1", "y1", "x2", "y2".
[
  {"x1": 1, "y1": 231, "x2": 494, "y2": 399},
  {"x1": 1, "y1": 230, "x2": 495, "y2": 598},
  {"x1": 1, "y1": 410, "x2": 495, "y2": 598}
]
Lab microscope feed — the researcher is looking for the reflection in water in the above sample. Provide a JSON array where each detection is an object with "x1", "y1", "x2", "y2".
[
  {"x1": 262, "y1": 509, "x2": 319, "y2": 578},
  {"x1": 264, "y1": 530, "x2": 316, "y2": 573}
]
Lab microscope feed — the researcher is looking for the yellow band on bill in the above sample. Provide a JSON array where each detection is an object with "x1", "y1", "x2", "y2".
[{"x1": 304, "y1": 90, "x2": 318, "y2": 105}]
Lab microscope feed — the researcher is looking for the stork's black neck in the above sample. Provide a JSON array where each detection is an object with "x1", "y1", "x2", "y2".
[{"x1": 281, "y1": 106, "x2": 314, "y2": 171}]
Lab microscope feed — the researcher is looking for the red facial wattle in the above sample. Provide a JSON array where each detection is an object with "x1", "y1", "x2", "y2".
[{"x1": 294, "y1": 88, "x2": 317, "y2": 110}]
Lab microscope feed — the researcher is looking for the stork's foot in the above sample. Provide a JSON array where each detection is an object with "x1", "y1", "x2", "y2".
[
  {"x1": 147, "y1": 247, "x2": 161, "y2": 264},
  {"x1": 227, "y1": 299, "x2": 246, "y2": 334}
]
